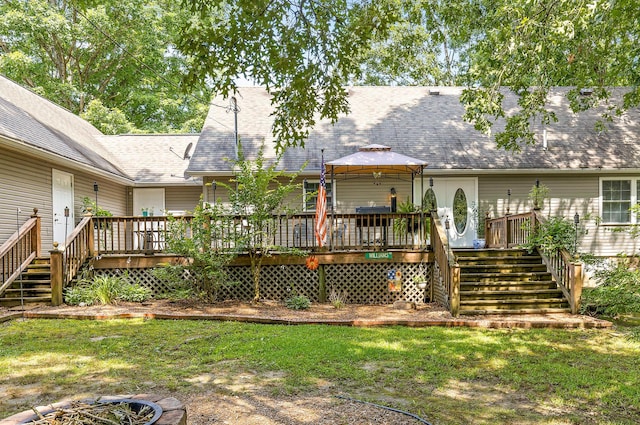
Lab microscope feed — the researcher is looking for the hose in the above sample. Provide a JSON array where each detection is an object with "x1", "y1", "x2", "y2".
[{"x1": 335, "y1": 394, "x2": 433, "y2": 425}]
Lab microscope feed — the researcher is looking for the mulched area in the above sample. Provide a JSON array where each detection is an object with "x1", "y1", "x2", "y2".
[{"x1": 0, "y1": 299, "x2": 612, "y2": 329}]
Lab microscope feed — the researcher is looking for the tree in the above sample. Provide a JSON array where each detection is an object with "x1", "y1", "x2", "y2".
[
  {"x1": 221, "y1": 143, "x2": 305, "y2": 302},
  {"x1": 0, "y1": 0, "x2": 209, "y2": 133},
  {"x1": 177, "y1": 0, "x2": 398, "y2": 152},
  {"x1": 177, "y1": 0, "x2": 639, "y2": 152},
  {"x1": 81, "y1": 99, "x2": 135, "y2": 134},
  {"x1": 356, "y1": 0, "x2": 478, "y2": 86},
  {"x1": 461, "y1": 0, "x2": 640, "y2": 151},
  {"x1": 162, "y1": 144, "x2": 305, "y2": 302},
  {"x1": 162, "y1": 199, "x2": 238, "y2": 301}
]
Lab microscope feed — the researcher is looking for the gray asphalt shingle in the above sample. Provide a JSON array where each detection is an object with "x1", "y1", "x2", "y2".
[{"x1": 189, "y1": 86, "x2": 640, "y2": 175}]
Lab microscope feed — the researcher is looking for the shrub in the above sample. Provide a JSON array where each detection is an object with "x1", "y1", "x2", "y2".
[
  {"x1": 64, "y1": 285, "x2": 95, "y2": 306},
  {"x1": 520, "y1": 216, "x2": 579, "y2": 256},
  {"x1": 580, "y1": 256, "x2": 640, "y2": 317},
  {"x1": 329, "y1": 289, "x2": 347, "y2": 309},
  {"x1": 152, "y1": 265, "x2": 196, "y2": 300},
  {"x1": 64, "y1": 274, "x2": 151, "y2": 306},
  {"x1": 285, "y1": 293, "x2": 311, "y2": 310}
]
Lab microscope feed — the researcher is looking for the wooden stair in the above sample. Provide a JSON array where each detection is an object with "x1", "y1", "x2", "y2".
[
  {"x1": 0, "y1": 258, "x2": 52, "y2": 307},
  {"x1": 455, "y1": 249, "x2": 570, "y2": 315}
]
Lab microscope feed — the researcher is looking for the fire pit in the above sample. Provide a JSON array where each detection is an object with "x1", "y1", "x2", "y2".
[{"x1": 0, "y1": 395, "x2": 185, "y2": 425}]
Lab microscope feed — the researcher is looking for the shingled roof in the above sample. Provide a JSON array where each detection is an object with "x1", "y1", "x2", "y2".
[
  {"x1": 0, "y1": 75, "x2": 129, "y2": 179},
  {"x1": 100, "y1": 133, "x2": 201, "y2": 185},
  {"x1": 188, "y1": 86, "x2": 640, "y2": 176}
]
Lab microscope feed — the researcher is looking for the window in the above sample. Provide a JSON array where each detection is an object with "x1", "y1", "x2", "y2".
[
  {"x1": 601, "y1": 178, "x2": 637, "y2": 223},
  {"x1": 304, "y1": 181, "x2": 333, "y2": 212}
]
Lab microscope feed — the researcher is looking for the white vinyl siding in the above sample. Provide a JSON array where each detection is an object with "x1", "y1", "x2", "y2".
[
  {"x1": 165, "y1": 186, "x2": 202, "y2": 214},
  {"x1": 0, "y1": 149, "x2": 52, "y2": 248},
  {"x1": 0, "y1": 147, "x2": 128, "y2": 253}
]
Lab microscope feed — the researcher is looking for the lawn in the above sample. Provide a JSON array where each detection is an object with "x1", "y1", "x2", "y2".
[{"x1": 1, "y1": 319, "x2": 639, "y2": 424}]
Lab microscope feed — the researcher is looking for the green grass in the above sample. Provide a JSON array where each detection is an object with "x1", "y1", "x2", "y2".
[{"x1": 1, "y1": 319, "x2": 639, "y2": 424}]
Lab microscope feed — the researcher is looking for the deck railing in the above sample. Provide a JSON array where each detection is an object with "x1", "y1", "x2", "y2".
[
  {"x1": 485, "y1": 210, "x2": 583, "y2": 314},
  {"x1": 90, "y1": 212, "x2": 430, "y2": 255},
  {"x1": 0, "y1": 209, "x2": 41, "y2": 298},
  {"x1": 485, "y1": 212, "x2": 532, "y2": 248},
  {"x1": 430, "y1": 211, "x2": 460, "y2": 316}
]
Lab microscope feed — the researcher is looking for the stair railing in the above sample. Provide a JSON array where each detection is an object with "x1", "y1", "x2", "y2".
[
  {"x1": 430, "y1": 211, "x2": 460, "y2": 317},
  {"x1": 530, "y1": 210, "x2": 583, "y2": 314},
  {"x1": 485, "y1": 210, "x2": 584, "y2": 314},
  {"x1": 0, "y1": 209, "x2": 41, "y2": 297},
  {"x1": 50, "y1": 213, "x2": 94, "y2": 305}
]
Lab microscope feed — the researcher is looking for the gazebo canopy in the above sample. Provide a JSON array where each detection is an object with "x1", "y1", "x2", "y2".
[{"x1": 325, "y1": 144, "x2": 428, "y2": 175}]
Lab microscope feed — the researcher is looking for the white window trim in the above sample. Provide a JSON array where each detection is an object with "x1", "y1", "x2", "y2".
[
  {"x1": 303, "y1": 180, "x2": 336, "y2": 212},
  {"x1": 599, "y1": 177, "x2": 638, "y2": 224}
]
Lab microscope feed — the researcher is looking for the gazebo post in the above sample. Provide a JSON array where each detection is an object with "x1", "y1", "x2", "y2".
[
  {"x1": 330, "y1": 167, "x2": 335, "y2": 250},
  {"x1": 420, "y1": 170, "x2": 425, "y2": 249}
]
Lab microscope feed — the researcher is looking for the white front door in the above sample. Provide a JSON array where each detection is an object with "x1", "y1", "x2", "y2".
[
  {"x1": 52, "y1": 169, "x2": 75, "y2": 247},
  {"x1": 417, "y1": 178, "x2": 478, "y2": 248},
  {"x1": 133, "y1": 188, "x2": 165, "y2": 216}
]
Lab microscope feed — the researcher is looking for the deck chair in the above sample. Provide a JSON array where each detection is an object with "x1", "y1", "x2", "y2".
[{"x1": 293, "y1": 223, "x2": 315, "y2": 248}]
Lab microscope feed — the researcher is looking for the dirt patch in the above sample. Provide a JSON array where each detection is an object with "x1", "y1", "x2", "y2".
[{"x1": 184, "y1": 392, "x2": 430, "y2": 425}]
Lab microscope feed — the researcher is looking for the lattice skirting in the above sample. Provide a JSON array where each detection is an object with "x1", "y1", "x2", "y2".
[
  {"x1": 432, "y1": 261, "x2": 449, "y2": 308},
  {"x1": 92, "y1": 262, "x2": 433, "y2": 305}
]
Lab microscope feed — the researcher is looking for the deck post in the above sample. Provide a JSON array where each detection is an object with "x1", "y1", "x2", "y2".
[
  {"x1": 50, "y1": 243, "x2": 63, "y2": 306},
  {"x1": 450, "y1": 263, "x2": 460, "y2": 317},
  {"x1": 86, "y1": 212, "x2": 96, "y2": 258},
  {"x1": 505, "y1": 216, "x2": 512, "y2": 248},
  {"x1": 30, "y1": 208, "x2": 41, "y2": 257},
  {"x1": 570, "y1": 261, "x2": 584, "y2": 314},
  {"x1": 318, "y1": 264, "x2": 327, "y2": 303}
]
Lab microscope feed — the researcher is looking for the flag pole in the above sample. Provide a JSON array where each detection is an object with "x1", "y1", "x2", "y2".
[{"x1": 316, "y1": 149, "x2": 327, "y2": 302}]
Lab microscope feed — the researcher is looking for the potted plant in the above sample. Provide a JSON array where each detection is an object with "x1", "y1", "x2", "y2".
[
  {"x1": 412, "y1": 274, "x2": 427, "y2": 289},
  {"x1": 141, "y1": 207, "x2": 149, "y2": 217},
  {"x1": 393, "y1": 197, "x2": 428, "y2": 235},
  {"x1": 529, "y1": 180, "x2": 550, "y2": 210}
]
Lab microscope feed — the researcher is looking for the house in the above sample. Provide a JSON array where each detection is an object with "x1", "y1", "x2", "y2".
[
  {"x1": 0, "y1": 75, "x2": 202, "y2": 252},
  {"x1": 188, "y1": 86, "x2": 640, "y2": 257},
  {"x1": 4, "y1": 78, "x2": 623, "y2": 313}
]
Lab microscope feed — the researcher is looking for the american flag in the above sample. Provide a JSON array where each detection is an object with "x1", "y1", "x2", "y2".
[{"x1": 315, "y1": 152, "x2": 327, "y2": 247}]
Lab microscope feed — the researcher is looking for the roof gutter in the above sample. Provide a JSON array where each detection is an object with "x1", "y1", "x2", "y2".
[
  {"x1": 189, "y1": 167, "x2": 640, "y2": 177},
  {"x1": 421, "y1": 167, "x2": 640, "y2": 175}
]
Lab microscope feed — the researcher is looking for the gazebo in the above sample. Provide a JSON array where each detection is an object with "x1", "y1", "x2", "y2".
[{"x1": 325, "y1": 144, "x2": 429, "y2": 209}]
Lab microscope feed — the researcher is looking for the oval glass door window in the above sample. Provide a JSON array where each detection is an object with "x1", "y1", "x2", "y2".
[
  {"x1": 423, "y1": 188, "x2": 437, "y2": 211},
  {"x1": 452, "y1": 188, "x2": 468, "y2": 233}
]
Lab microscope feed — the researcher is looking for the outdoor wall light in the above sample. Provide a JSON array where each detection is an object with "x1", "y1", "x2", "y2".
[
  {"x1": 429, "y1": 176, "x2": 434, "y2": 188},
  {"x1": 574, "y1": 212, "x2": 580, "y2": 255},
  {"x1": 93, "y1": 182, "x2": 99, "y2": 209},
  {"x1": 507, "y1": 188, "x2": 511, "y2": 215},
  {"x1": 390, "y1": 187, "x2": 397, "y2": 212},
  {"x1": 64, "y1": 205, "x2": 70, "y2": 245}
]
